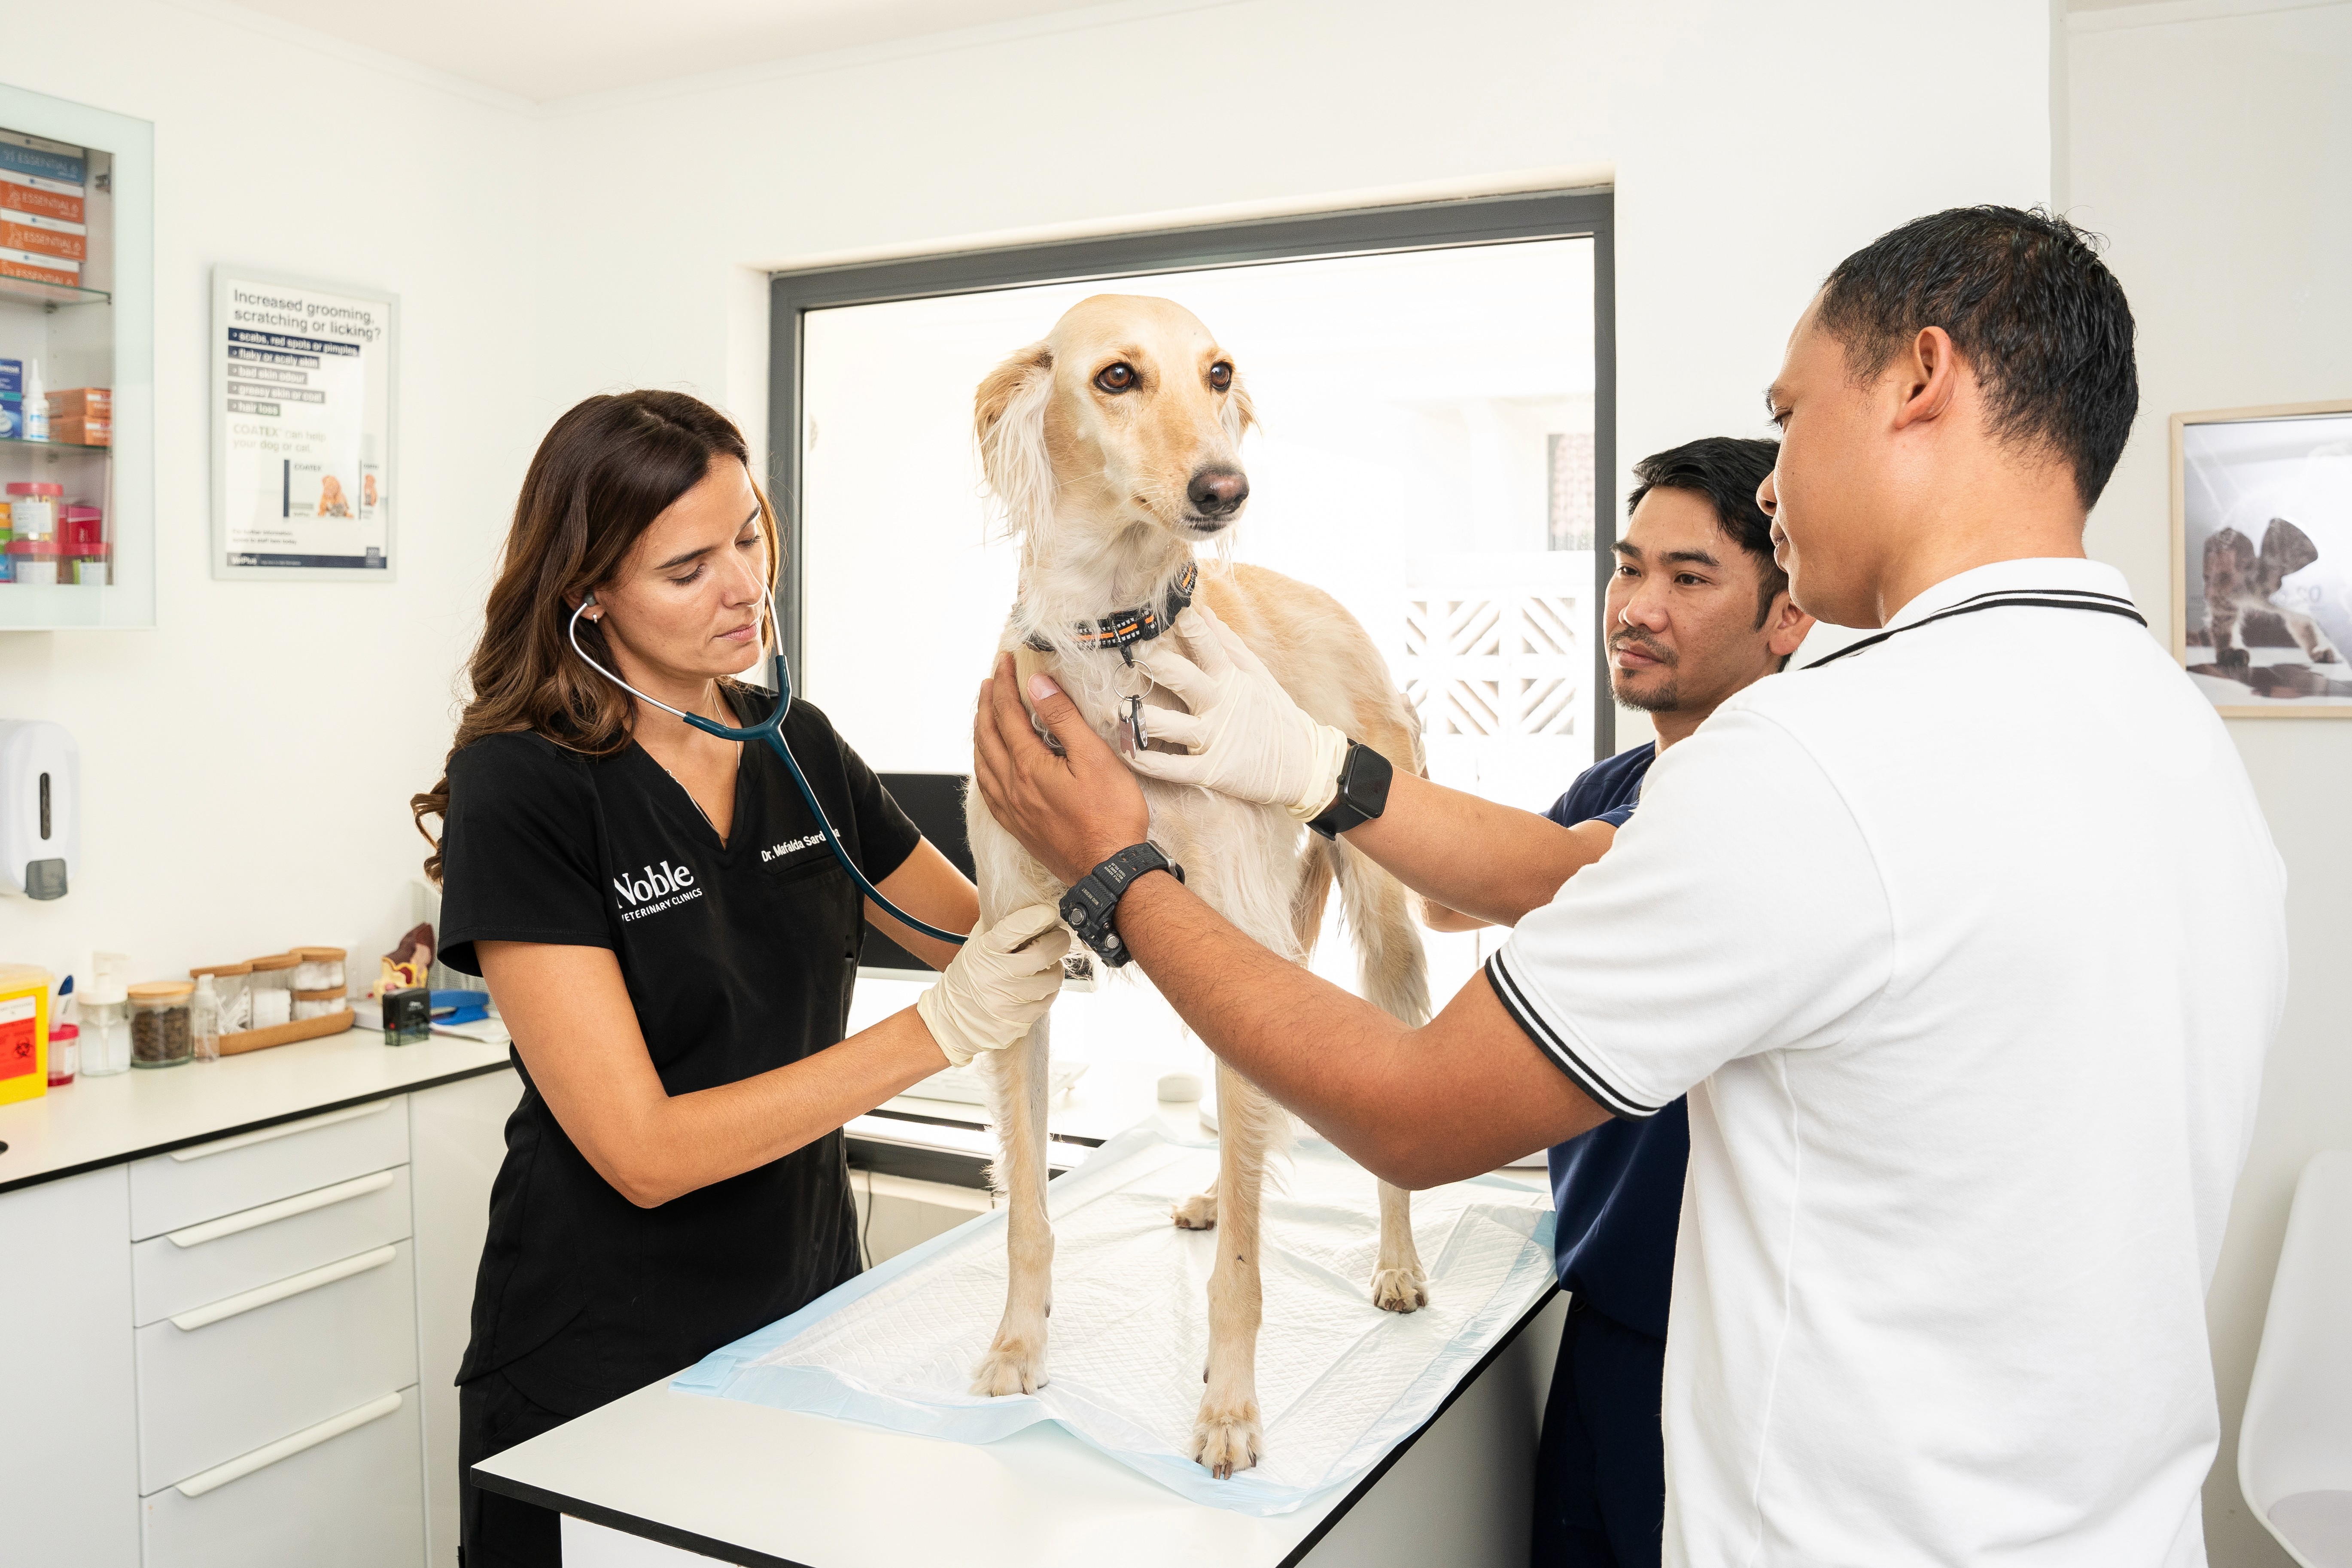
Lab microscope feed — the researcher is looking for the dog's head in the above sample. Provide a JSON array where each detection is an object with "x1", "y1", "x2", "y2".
[
  {"x1": 2258, "y1": 517, "x2": 2320, "y2": 593},
  {"x1": 974, "y1": 295, "x2": 1257, "y2": 557}
]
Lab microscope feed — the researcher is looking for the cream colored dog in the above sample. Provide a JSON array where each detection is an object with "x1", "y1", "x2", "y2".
[{"x1": 963, "y1": 295, "x2": 1433, "y2": 1477}]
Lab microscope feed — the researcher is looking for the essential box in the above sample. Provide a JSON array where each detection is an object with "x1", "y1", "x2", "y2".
[
  {"x1": 0, "y1": 169, "x2": 84, "y2": 225},
  {"x1": 0, "y1": 132, "x2": 85, "y2": 186},
  {"x1": 52, "y1": 416, "x2": 107, "y2": 447},
  {"x1": 0, "y1": 212, "x2": 83, "y2": 262},
  {"x1": 49, "y1": 387, "x2": 107, "y2": 419},
  {"x1": 0, "y1": 247, "x2": 76, "y2": 288}
]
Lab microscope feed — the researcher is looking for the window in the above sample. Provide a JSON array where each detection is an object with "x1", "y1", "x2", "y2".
[{"x1": 775, "y1": 192, "x2": 1614, "y2": 1062}]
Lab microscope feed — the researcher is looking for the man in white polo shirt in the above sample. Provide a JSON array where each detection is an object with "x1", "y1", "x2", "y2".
[{"x1": 971, "y1": 205, "x2": 2285, "y2": 1564}]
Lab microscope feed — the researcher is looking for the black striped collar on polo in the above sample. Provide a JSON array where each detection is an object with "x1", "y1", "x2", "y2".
[
  {"x1": 1023, "y1": 559, "x2": 1199, "y2": 662},
  {"x1": 1804, "y1": 586, "x2": 2146, "y2": 670}
]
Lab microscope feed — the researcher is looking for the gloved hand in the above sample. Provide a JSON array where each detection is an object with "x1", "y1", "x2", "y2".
[
  {"x1": 1128, "y1": 605, "x2": 1350, "y2": 821},
  {"x1": 916, "y1": 904, "x2": 1073, "y2": 1066}
]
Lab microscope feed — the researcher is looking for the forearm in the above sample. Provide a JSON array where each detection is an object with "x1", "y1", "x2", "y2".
[
  {"x1": 612, "y1": 1009, "x2": 946, "y2": 1205},
  {"x1": 864, "y1": 839, "x2": 980, "y2": 971},
  {"x1": 1114, "y1": 873, "x2": 1606, "y2": 1186},
  {"x1": 1341, "y1": 770, "x2": 1610, "y2": 926}
]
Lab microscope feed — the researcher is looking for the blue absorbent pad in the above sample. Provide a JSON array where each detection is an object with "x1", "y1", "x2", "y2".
[{"x1": 675, "y1": 1124, "x2": 1556, "y2": 1515}]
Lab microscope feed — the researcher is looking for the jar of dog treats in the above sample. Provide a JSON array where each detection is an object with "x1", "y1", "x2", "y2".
[{"x1": 128, "y1": 981, "x2": 195, "y2": 1068}]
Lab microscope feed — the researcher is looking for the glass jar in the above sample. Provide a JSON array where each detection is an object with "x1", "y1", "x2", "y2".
[
  {"x1": 80, "y1": 997, "x2": 130, "y2": 1076},
  {"x1": 191, "y1": 963, "x2": 253, "y2": 1035},
  {"x1": 291, "y1": 988, "x2": 344, "y2": 1021},
  {"x1": 247, "y1": 953, "x2": 298, "y2": 1029},
  {"x1": 128, "y1": 981, "x2": 195, "y2": 1069},
  {"x1": 291, "y1": 946, "x2": 347, "y2": 994}
]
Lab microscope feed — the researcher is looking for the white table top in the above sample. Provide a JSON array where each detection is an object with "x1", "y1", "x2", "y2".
[
  {"x1": 0, "y1": 1027, "x2": 514, "y2": 1194},
  {"x1": 475, "y1": 1284, "x2": 1557, "y2": 1568}
]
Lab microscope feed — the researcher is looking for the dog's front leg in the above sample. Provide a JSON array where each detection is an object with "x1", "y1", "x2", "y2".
[
  {"x1": 1196, "y1": 1060, "x2": 1273, "y2": 1477},
  {"x1": 972, "y1": 1014, "x2": 1054, "y2": 1395}
]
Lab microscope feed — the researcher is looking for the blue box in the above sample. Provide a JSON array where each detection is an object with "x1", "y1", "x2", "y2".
[{"x1": 0, "y1": 359, "x2": 20, "y2": 398}]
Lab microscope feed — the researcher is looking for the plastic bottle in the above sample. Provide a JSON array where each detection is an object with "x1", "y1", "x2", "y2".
[
  {"x1": 21, "y1": 360, "x2": 47, "y2": 444},
  {"x1": 46, "y1": 974, "x2": 77, "y2": 1085},
  {"x1": 191, "y1": 973, "x2": 220, "y2": 1063}
]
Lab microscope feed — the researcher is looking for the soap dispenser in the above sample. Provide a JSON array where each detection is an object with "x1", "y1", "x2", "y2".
[{"x1": 0, "y1": 720, "x2": 77, "y2": 899}]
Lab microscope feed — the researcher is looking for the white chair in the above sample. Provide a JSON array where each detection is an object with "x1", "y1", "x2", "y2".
[{"x1": 2240, "y1": 1150, "x2": 2352, "y2": 1568}]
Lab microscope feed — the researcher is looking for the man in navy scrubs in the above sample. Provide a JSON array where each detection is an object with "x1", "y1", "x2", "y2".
[{"x1": 1460, "y1": 436, "x2": 1811, "y2": 1567}]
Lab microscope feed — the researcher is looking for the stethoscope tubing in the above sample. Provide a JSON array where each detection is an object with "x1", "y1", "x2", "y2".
[{"x1": 567, "y1": 597, "x2": 969, "y2": 947}]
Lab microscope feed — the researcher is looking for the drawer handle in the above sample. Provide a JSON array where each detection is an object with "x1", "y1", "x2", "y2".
[
  {"x1": 170, "y1": 1245, "x2": 398, "y2": 1331},
  {"x1": 173, "y1": 1391, "x2": 405, "y2": 1498},
  {"x1": 166, "y1": 1170, "x2": 398, "y2": 1249},
  {"x1": 170, "y1": 1100, "x2": 393, "y2": 1162}
]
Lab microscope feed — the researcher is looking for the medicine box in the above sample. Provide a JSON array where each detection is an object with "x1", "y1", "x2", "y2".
[
  {"x1": 49, "y1": 387, "x2": 107, "y2": 419},
  {"x1": 0, "y1": 212, "x2": 83, "y2": 262},
  {"x1": 52, "y1": 417, "x2": 107, "y2": 447},
  {"x1": 0, "y1": 170, "x2": 83, "y2": 225},
  {"x1": 0, "y1": 247, "x2": 76, "y2": 288}
]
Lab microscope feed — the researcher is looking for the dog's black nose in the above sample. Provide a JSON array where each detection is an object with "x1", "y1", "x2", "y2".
[{"x1": 1187, "y1": 466, "x2": 1250, "y2": 516}]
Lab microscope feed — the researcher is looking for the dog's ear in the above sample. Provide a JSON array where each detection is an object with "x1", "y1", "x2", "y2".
[
  {"x1": 2205, "y1": 527, "x2": 2256, "y2": 593},
  {"x1": 1221, "y1": 366, "x2": 1259, "y2": 446},
  {"x1": 976, "y1": 341, "x2": 1055, "y2": 539},
  {"x1": 2259, "y1": 517, "x2": 2320, "y2": 582}
]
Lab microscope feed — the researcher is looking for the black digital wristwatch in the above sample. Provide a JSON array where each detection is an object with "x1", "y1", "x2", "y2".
[
  {"x1": 1058, "y1": 842, "x2": 1186, "y2": 968},
  {"x1": 1304, "y1": 740, "x2": 1394, "y2": 840}
]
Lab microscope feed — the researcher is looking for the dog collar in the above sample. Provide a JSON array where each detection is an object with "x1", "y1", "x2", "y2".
[{"x1": 1024, "y1": 559, "x2": 1199, "y2": 662}]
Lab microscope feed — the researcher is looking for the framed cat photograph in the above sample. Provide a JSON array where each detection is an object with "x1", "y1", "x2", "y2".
[{"x1": 2172, "y1": 399, "x2": 2352, "y2": 717}]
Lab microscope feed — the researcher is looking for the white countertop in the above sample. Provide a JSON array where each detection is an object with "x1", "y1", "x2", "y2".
[{"x1": 0, "y1": 1027, "x2": 515, "y2": 1194}]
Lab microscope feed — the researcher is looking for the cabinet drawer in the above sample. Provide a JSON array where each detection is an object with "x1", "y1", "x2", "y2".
[
  {"x1": 136, "y1": 1238, "x2": 418, "y2": 1493},
  {"x1": 141, "y1": 1386, "x2": 424, "y2": 1568},
  {"x1": 132, "y1": 1165, "x2": 413, "y2": 1327},
  {"x1": 130, "y1": 1099, "x2": 410, "y2": 1239}
]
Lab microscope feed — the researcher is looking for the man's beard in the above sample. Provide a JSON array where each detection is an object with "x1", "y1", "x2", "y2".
[{"x1": 1610, "y1": 632, "x2": 1680, "y2": 713}]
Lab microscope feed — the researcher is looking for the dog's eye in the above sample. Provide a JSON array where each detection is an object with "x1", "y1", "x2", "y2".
[
  {"x1": 1094, "y1": 363, "x2": 1136, "y2": 394},
  {"x1": 1208, "y1": 361, "x2": 1233, "y2": 391}
]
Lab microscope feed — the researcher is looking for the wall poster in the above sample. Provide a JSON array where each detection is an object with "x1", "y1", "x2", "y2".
[{"x1": 210, "y1": 268, "x2": 397, "y2": 580}]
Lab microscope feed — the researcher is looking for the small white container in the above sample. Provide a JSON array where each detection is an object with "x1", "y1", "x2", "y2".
[
  {"x1": 80, "y1": 997, "x2": 129, "y2": 1076},
  {"x1": 291, "y1": 987, "x2": 344, "y2": 1021},
  {"x1": 291, "y1": 947, "x2": 346, "y2": 993}
]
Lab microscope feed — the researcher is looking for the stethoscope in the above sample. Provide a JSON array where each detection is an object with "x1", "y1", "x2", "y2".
[{"x1": 567, "y1": 591, "x2": 968, "y2": 947}]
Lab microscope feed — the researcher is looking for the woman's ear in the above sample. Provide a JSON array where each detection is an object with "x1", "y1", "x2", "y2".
[{"x1": 975, "y1": 341, "x2": 1055, "y2": 540}]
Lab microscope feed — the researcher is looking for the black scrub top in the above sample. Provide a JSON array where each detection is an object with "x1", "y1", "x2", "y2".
[{"x1": 436, "y1": 687, "x2": 922, "y2": 1415}]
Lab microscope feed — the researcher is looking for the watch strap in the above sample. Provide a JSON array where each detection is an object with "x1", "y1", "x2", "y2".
[
  {"x1": 1058, "y1": 842, "x2": 1186, "y2": 968},
  {"x1": 1305, "y1": 741, "x2": 1394, "y2": 840}
]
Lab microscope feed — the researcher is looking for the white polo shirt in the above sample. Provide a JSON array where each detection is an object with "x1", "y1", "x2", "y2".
[{"x1": 1488, "y1": 557, "x2": 2285, "y2": 1567}]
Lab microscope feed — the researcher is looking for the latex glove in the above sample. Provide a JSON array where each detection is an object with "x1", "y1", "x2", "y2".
[
  {"x1": 916, "y1": 904, "x2": 1073, "y2": 1067},
  {"x1": 1128, "y1": 604, "x2": 1351, "y2": 821}
]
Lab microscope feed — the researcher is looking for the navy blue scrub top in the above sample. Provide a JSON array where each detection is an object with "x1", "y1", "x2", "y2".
[{"x1": 1540, "y1": 741, "x2": 1690, "y2": 1341}]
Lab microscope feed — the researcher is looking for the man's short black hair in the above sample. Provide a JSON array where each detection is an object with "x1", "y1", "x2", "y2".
[
  {"x1": 1626, "y1": 435, "x2": 1787, "y2": 627},
  {"x1": 1817, "y1": 205, "x2": 2138, "y2": 509}
]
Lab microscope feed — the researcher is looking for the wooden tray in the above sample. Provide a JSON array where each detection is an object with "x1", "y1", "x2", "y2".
[{"x1": 219, "y1": 1010, "x2": 356, "y2": 1057}]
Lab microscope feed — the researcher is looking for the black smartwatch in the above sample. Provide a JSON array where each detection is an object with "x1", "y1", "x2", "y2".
[
  {"x1": 1304, "y1": 740, "x2": 1394, "y2": 840},
  {"x1": 1059, "y1": 842, "x2": 1186, "y2": 968}
]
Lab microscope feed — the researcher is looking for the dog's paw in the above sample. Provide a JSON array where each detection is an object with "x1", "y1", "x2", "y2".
[
  {"x1": 1370, "y1": 1264, "x2": 1430, "y2": 1314},
  {"x1": 969, "y1": 1339, "x2": 1048, "y2": 1397},
  {"x1": 2316, "y1": 645, "x2": 2344, "y2": 665},
  {"x1": 1171, "y1": 1190, "x2": 1219, "y2": 1230},
  {"x1": 1192, "y1": 1402, "x2": 1263, "y2": 1479}
]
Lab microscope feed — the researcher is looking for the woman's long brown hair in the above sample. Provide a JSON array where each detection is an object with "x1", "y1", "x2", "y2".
[{"x1": 411, "y1": 390, "x2": 781, "y2": 882}]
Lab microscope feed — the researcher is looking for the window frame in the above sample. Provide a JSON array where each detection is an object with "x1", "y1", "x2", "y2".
[{"x1": 768, "y1": 186, "x2": 1619, "y2": 755}]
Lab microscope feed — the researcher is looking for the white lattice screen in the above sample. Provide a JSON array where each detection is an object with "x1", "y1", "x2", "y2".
[{"x1": 1400, "y1": 553, "x2": 1594, "y2": 812}]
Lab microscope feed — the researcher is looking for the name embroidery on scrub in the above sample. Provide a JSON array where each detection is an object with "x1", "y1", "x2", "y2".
[
  {"x1": 612, "y1": 859, "x2": 703, "y2": 923},
  {"x1": 761, "y1": 831, "x2": 828, "y2": 863}
]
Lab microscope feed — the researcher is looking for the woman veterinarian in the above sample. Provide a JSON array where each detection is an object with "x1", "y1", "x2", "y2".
[{"x1": 412, "y1": 390, "x2": 1068, "y2": 1568}]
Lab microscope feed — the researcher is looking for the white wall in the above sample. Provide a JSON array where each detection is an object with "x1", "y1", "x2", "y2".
[
  {"x1": 520, "y1": 0, "x2": 2054, "y2": 487},
  {"x1": 0, "y1": 4, "x2": 539, "y2": 982},
  {"x1": 2069, "y1": 4, "x2": 2352, "y2": 1562}
]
